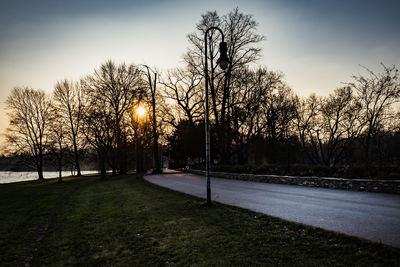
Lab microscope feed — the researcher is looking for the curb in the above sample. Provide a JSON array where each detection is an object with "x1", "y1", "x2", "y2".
[{"x1": 188, "y1": 169, "x2": 400, "y2": 194}]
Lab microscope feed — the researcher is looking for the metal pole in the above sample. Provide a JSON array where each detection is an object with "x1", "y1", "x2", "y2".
[
  {"x1": 204, "y1": 31, "x2": 211, "y2": 205},
  {"x1": 152, "y1": 73, "x2": 161, "y2": 173},
  {"x1": 204, "y1": 27, "x2": 225, "y2": 205},
  {"x1": 142, "y1": 65, "x2": 161, "y2": 173}
]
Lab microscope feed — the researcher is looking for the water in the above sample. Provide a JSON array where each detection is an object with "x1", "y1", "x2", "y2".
[{"x1": 0, "y1": 170, "x2": 98, "y2": 184}]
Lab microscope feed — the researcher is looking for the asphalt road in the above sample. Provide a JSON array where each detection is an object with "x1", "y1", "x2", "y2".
[{"x1": 145, "y1": 170, "x2": 400, "y2": 248}]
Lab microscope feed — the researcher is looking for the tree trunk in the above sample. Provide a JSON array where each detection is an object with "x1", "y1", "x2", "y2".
[
  {"x1": 120, "y1": 134, "x2": 128, "y2": 175},
  {"x1": 152, "y1": 94, "x2": 161, "y2": 173},
  {"x1": 58, "y1": 149, "x2": 63, "y2": 182},
  {"x1": 135, "y1": 130, "x2": 144, "y2": 177},
  {"x1": 365, "y1": 133, "x2": 371, "y2": 166},
  {"x1": 100, "y1": 151, "x2": 106, "y2": 179},
  {"x1": 58, "y1": 158, "x2": 62, "y2": 182},
  {"x1": 37, "y1": 164, "x2": 44, "y2": 180},
  {"x1": 72, "y1": 139, "x2": 81, "y2": 176},
  {"x1": 37, "y1": 149, "x2": 44, "y2": 180}
]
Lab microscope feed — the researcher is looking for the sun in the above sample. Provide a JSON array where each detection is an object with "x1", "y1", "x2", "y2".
[{"x1": 135, "y1": 106, "x2": 147, "y2": 118}]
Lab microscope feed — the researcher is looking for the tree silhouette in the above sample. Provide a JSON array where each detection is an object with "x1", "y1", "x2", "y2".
[
  {"x1": 185, "y1": 8, "x2": 265, "y2": 163},
  {"x1": 84, "y1": 60, "x2": 144, "y2": 175},
  {"x1": 53, "y1": 79, "x2": 86, "y2": 176},
  {"x1": 160, "y1": 67, "x2": 204, "y2": 127},
  {"x1": 348, "y1": 64, "x2": 400, "y2": 164},
  {"x1": 5, "y1": 87, "x2": 52, "y2": 179}
]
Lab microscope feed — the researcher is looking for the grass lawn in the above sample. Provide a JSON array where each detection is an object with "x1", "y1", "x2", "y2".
[{"x1": 0, "y1": 174, "x2": 399, "y2": 266}]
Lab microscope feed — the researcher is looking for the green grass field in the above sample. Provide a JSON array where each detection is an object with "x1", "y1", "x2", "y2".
[{"x1": 0, "y1": 174, "x2": 399, "y2": 266}]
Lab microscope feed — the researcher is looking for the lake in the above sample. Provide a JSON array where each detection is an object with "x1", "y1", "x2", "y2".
[{"x1": 0, "y1": 170, "x2": 98, "y2": 184}]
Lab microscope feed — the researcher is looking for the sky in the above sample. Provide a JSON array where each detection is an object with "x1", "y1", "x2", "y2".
[{"x1": 0, "y1": 0, "x2": 399, "y2": 145}]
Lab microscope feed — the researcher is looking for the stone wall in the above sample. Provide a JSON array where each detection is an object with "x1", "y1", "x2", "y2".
[{"x1": 188, "y1": 169, "x2": 400, "y2": 194}]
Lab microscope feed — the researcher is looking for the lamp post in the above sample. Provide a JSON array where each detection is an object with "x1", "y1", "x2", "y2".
[
  {"x1": 140, "y1": 65, "x2": 162, "y2": 174},
  {"x1": 204, "y1": 27, "x2": 230, "y2": 205}
]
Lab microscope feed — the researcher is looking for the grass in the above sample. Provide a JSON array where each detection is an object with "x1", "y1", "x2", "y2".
[{"x1": 0, "y1": 175, "x2": 399, "y2": 266}]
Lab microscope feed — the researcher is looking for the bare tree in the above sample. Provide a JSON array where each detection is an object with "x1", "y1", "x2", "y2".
[
  {"x1": 84, "y1": 60, "x2": 144, "y2": 174},
  {"x1": 53, "y1": 79, "x2": 86, "y2": 176},
  {"x1": 185, "y1": 8, "x2": 265, "y2": 163},
  {"x1": 318, "y1": 87, "x2": 363, "y2": 165},
  {"x1": 295, "y1": 94, "x2": 321, "y2": 164},
  {"x1": 160, "y1": 67, "x2": 203, "y2": 127},
  {"x1": 348, "y1": 64, "x2": 400, "y2": 164},
  {"x1": 82, "y1": 94, "x2": 114, "y2": 179},
  {"x1": 47, "y1": 104, "x2": 66, "y2": 181},
  {"x1": 295, "y1": 88, "x2": 363, "y2": 166},
  {"x1": 5, "y1": 87, "x2": 52, "y2": 180},
  {"x1": 229, "y1": 67, "x2": 297, "y2": 163},
  {"x1": 261, "y1": 75, "x2": 298, "y2": 142},
  {"x1": 142, "y1": 66, "x2": 162, "y2": 173}
]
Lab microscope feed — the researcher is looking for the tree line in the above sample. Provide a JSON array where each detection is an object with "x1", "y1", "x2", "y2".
[{"x1": 4, "y1": 8, "x2": 400, "y2": 180}]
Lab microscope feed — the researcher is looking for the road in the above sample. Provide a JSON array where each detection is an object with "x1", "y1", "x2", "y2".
[{"x1": 145, "y1": 170, "x2": 400, "y2": 248}]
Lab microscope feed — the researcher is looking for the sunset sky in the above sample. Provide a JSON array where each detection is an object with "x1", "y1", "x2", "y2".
[{"x1": 1, "y1": 0, "x2": 399, "y2": 144}]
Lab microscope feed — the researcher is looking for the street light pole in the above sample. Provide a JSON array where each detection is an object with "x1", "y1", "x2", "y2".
[
  {"x1": 204, "y1": 27, "x2": 230, "y2": 205},
  {"x1": 140, "y1": 65, "x2": 162, "y2": 174}
]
